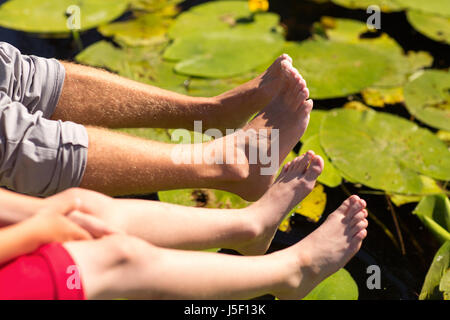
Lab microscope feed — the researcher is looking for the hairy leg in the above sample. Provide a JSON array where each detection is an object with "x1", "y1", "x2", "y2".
[
  {"x1": 79, "y1": 126, "x2": 248, "y2": 196},
  {"x1": 53, "y1": 55, "x2": 293, "y2": 131},
  {"x1": 79, "y1": 59, "x2": 311, "y2": 201},
  {"x1": 63, "y1": 196, "x2": 367, "y2": 300}
]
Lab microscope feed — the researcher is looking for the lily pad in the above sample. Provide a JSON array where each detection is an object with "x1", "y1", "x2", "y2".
[
  {"x1": 343, "y1": 101, "x2": 372, "y2": 111},
  {"x1": 130, "y1": 0, "x2": 182, "y2": 12},
  {"x1": 404, "y1": 70, "x2": 450, "y2": 131},
  {"x1": 158, "y1": 188, "x2": 250, "y2": 209},
  {"x1": 75, "y1": 40, "x2": 188, "y2": 93},
  {"x1": 440, "y1": 269, "x2": 450, "y2": 300},
  {"x1": 362, "y1": 87, "x2": 404, "y2": 107},
  {"x1": 300, "y1": 135, "x2": 343, "y2": 187},
  {"x1": 98, "y1": 12, "x2": 173, "y2": 47},
  {"x1": 317, "y1": 17, "x2": 433, "y2": 89},
  {"x1": 162, "y1": 0, "x2": 284, "y2": 78},
  {"x1": 186, "y1": 74, "x2": 255, "y2": 97},
  {"x1": 163, "y1": 30, "x2": 284, "y2": 78},
  {"x1": 299, "y1": 110, "x2": 342, "y2": 187},
  {"x1": 249, "y1": 0, "x2": 269, "y2": 12},
  {"x1": 407, "y1": 10, "x2": 450, "y2": 44},
  {"x1": 118, "y1": 128, "x2": 172, "y2": 143},
  {"x1": 437, "y1": 130, "x2": 450, "y2": 145},
  {"x1": 295, "y1": 183, "x2": 327, "y2": 222},
  {"x1": 420, "y1": 240, "x2": 450, "y2": 300},
  {"x1": 331, "y1": 0, "x2": 404, "y2": 12},
  {"x1": 395, "y1": 0, "x2": 450, "y2": 17},
  {"x1": 320, "y1": 108, "x2": 450, "y2": 194},
  {"x1": 389, "y1": 175, "x2": 444, "y2": 206},
  {"x1": 167, "y1": 1, "x2": 280, "y2": 39},
  {"x1": 303, "y1": 268, "x2": 359, "y2": 300},
  {"x1": 0, "y1": 0, "x2": 130, "y2": 34},
  {"x1": 279, "y1": 182, "x2": 327, "y2": 232},
  {"x1": 300, "y1": 110, "x2": 327, "y2": 143},
  {"x1": 283, "y1": 40, "x2": 389, "y2": 99},
  {"x1": 413, "y1": 194, "x2": 450, "y2": 243}
]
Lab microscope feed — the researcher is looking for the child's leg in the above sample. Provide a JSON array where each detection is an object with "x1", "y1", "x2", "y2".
[
  {"x1": 56, "y1": 152, "x2": 323, "y2": 255},
  {"x1": 63, "y1": 195, "x2": 368, "y2": 300}
]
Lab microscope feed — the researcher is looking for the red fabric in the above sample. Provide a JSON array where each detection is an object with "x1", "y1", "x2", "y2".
[{"x1": 0, "y1": 243, "x2": 85, "y2": 300}]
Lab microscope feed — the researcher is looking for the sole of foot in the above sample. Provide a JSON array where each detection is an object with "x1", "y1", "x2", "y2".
[{"x1": 217, "y1": 71, "x2": 313, "y2": 201}]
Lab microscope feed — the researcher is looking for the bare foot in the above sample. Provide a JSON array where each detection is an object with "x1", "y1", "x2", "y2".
[
  {"x1": 275, "y1": 195, "x2": 368, "y2": 300},
  {"x1": 214, "y1": 54, "x2": 300, "y2": 129},
  {"x1": 235, "y1": 152, "x2": 324, "y2": 255},
  {"x1": 212, "y1": 58, "x2": 312, "y2": 201}
]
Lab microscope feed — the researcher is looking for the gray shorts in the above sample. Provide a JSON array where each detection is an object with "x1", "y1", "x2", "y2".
[{"x1": 0, "y1": 42, "x2": 88, "y2": 197}]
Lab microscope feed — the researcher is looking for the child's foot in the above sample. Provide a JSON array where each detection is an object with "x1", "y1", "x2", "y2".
[
  {"x1": 214, "y1": 54, "x2": 303, "y2": 129},
  {"x1": 275, "y1": 195, "x2": 368, "y2": 300},
  {"x1": 213, "y1": 62, "x2": 312, "y2": 201},
  {"x1": 235, "y1": 152, "x2": 324, "y2": 256}
]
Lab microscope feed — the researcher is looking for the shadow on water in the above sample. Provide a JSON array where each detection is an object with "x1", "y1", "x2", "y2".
[{"x1": 0, "y1": 0, "x2": 448, "y2": 300}]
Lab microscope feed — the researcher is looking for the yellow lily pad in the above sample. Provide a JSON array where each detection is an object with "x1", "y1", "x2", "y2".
[
  {"x1": 362, "y1": 87, "x2": 404, "y2": 107},
  {"x1": 279, "y1": 183, "x2": 327, "y2": 231}
]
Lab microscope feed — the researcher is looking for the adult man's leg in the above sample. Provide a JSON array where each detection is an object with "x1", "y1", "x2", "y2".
[
  {"x1": 52, "y1": 55, "x2": 300, "y2": 131},
  {"x1": 0, "y1": 41, "x2": 311, "y2": 200}
]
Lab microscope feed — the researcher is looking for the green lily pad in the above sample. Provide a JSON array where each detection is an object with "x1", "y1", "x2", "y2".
[
  {"x1": 320, "y1": 108, "x2": 450, "y2": 194},
  {"x1": 117, "y1": 128, "x2": 172, "y2": 143},
  {"x1": 167, "y1": 1, "x2": 280, "y2": 39},
  {"x1": 420, "y1": 240, "x2": 450, "y2": 300},
  {"x1": 440, "y1": 269, "x2": 450, "y2": 300},
  {"x1": 283, "y1": 40, "x2": 389, "y2": 99},
  {"x1": 407, "y1": 10, "x2": 450, "y2": 44},
  {"x1": 185, "y1": 74, "x2": 255, "y2": 97},
  {"x1": 404, "y1": 70, "x2": 450, "y2": 131},
  {"x1": 163, "y1": 30, "x2": 284, "y2": 78},
  {"x1": 389, "y1": 175, "x2": 444, "y2": 206},
  {"x1": 130, "y1": 0, "x2": 182, "y2": 12},
  {"x1": 318, "y1": 17, "x2": 433, "y2": 89},
  {"x1": 298, "y1": 110, "x2": 342, "y2": 187},
  {"x1": 437, "y1": 130, "x2": 450, "y2": 145},
  {"x1": 300, "y1": 135, "x2": 343, "y2": 188},
  {"x1": 331, "y1": 0, "x2": 405, "y2": 12},
  {"x1": 0, "y1": 0, "x2": 129, "y2": 34},
  {"x1": 98, "y1": 12, "x2": 172, "y2": 47},
  {"x1": 395, "y1": 0, "x2": 450, "y2": 17},
  {"x1": 303, "y1": 268, "x2": 359, "y2": 300},
  {"x1": 158, "y1": 188, "x2": 250, "y2": 209},
  {"x1": 300, "y1": 110, "x2": 327, "y2": 142},
  {"x1": 413, "y1": 194, "x2": 450, "y2": 243},
  {"x1": 362, "y1": 86, "x2": 404, "y2": 107},
  {"x1": 163, "y1": 0, "x2": 284, "y2": 78},
  {"x1": 75, "y1": 40, "x2": 188, "y2": 93}
]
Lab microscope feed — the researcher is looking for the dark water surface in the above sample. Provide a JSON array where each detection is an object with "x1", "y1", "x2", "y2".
[{"x1": 0, "y1": 0, "x2": 448, "y2": 300}]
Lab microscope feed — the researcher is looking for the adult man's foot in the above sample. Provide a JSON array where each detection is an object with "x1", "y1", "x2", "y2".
[
  {"x1": 213, "y1": 54, "x2": 307, "y2": 130},
  {"x1": 212, "y1": 61, "x2": 312, "y2": 201}
]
